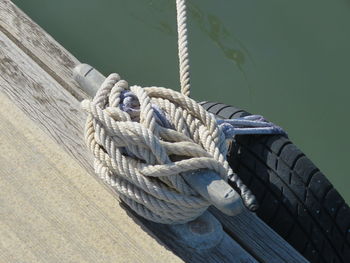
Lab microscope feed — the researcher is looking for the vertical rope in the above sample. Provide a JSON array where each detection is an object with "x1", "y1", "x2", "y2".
[{"x1": 176, "y1": 0, "x2": 191, "y2": 97}]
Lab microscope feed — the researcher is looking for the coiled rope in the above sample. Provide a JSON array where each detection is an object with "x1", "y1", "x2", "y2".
[{"x1": 81, "y1": 0, "x2": 285, "y2": 224}]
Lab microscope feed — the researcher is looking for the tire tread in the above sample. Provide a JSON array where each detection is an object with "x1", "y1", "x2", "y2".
[{"x1": 200, "y1": 101, "x2": 350, "y2": 263}]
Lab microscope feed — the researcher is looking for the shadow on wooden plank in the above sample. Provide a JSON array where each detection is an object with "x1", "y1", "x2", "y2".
[{"x1": 120, "y1": 202, "x2": 257, "y2": 263}]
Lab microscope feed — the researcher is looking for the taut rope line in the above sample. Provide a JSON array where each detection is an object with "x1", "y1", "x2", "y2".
[{"x1": 176, "y1": 0, "x2": 191, "y2": 96}]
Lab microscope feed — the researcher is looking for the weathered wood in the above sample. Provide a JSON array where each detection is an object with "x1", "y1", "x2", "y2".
[
  {"x1": 0, "y1": 93, "x2": 182, "y2": 263},
  {"x1": 0, "y1": 0, "x2": 87, "y2": 101},
  {"x1": 0, "y1": 1, "x2": 309, "y2": 262},
  {"x1": 0, "y1": 29, "x2": 93, "y2": 176},
  {"x1": 211, "y1": 208, "x2": 308, "y2": 263},
  {"x1": 127, "y1": 206, "x2": 258, "y2": 263},
  {"x1": 0, "y1": 31, "x2": 256, "y2": 263}
]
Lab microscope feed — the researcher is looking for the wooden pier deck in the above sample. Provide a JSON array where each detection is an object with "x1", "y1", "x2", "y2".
[{"x1": 0, "y1": 1, "x2": 309, "y2": 262}]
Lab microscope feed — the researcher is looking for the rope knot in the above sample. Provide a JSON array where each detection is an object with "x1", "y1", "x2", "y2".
[{"x1": 81, "y1": 74, "x2": 243, "y2": 224}]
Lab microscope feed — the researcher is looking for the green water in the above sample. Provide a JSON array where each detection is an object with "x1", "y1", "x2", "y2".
[{"x1": 13, "y1": 0, "x2": 350, "y2": 202}]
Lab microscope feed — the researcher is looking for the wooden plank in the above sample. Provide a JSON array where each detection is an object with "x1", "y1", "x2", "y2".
[
  {"x1": 0, "y1": 93, "x2": 182, "y2": 263},
  {"x1": 211, "y1": 208, "x2": 308, "y2": 263},
  {"x1": 126, "y1": 206, "x2": 258, "y2": 263},
  {"x1": 0, "y1": 30, "x2": 93, "y2": 176},
  {"x1": 0, "y1": 31, "x2": 256, "y2": 263},
  {"x1": 0, "y1": 0, "x2": 87, "y2": 101}
]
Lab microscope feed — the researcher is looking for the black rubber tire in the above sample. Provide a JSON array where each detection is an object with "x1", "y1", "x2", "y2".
[{"x1": 201, "y1": 101, "x2": 350, "y2": 263}]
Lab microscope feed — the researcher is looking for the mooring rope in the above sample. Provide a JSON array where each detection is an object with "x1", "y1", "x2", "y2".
[
  {"x1": 176, "y1": 0, "x2": 191, "y2": 96},
  {"x1": 81, "y1": 0, "x2": 285, "y2": 224}
]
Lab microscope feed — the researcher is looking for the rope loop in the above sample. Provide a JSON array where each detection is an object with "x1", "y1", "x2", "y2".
[{"x1": 81, "y1": 74, "x2": 240, "y2": 223}]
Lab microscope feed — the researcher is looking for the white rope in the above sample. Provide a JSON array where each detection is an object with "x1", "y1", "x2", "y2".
[
  {"x1": 81, "y1": 74, "x2": 233, "y2": 224},
  {"x1": 176, "y1": 0, "x2": 191, "y2": 97},
  {"x1": 80, "y1": 0, "x2": 262, "y2": 224}
]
